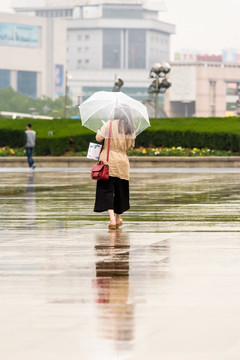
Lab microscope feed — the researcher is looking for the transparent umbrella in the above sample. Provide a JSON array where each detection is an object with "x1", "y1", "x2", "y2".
[{"x1": 79, "y1": 91, "x2": 150, "y2": 138}]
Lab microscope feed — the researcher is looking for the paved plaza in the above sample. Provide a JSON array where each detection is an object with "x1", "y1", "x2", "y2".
[{"x1": 0, "y1": 168, "x2": 240, "y2": 360}]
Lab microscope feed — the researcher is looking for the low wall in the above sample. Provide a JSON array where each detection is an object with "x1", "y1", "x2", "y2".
[{"x1": 1, "y1": 156, "x2": 240, "y2": 168}]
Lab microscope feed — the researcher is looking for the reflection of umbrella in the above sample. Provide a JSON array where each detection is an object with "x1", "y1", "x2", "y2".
[{"x1": 79, "y1": 91, "x2": 150, "y2": 138}]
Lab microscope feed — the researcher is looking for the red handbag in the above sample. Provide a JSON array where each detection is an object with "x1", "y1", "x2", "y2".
[{"x1": 90, "y1": 121, "x2": 112, "y2": 181}]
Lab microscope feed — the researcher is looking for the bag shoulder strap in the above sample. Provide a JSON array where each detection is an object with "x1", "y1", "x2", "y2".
[{"x1": 106, "y1": 121, "x2": 112, "y2": 162}]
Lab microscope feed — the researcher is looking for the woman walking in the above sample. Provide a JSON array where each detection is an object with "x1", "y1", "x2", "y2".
[{"x1": 94, "y1": 106, "x2": 135, "y2": 229}]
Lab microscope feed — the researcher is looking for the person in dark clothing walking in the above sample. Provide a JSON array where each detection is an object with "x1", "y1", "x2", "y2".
[{"x1": 25, "y1": 123, "x2": 36, "y2": 170}]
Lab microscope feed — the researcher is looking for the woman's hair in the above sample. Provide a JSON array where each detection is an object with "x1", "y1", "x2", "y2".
[{"x1": 114, "y1": 106, "x2": 135, "y2": 135}]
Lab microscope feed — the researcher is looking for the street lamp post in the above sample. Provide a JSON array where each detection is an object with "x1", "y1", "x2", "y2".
[
  {"x1": 64, "y1": 70, "x2": 68, "y2": 118},
  {"x1": 148, "y1": 63, "x2": 171, "y2": 118},
  {"x1": 64, "y1": 71, "x2": 72, "y2": 118},
  {"x1": 236, "y1": 85, "x2": 240, "y2": 116}
]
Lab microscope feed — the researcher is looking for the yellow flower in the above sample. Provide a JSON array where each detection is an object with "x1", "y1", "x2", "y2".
[{"x1": 142, "y1": 149, "x2": 147, "y2": 154}]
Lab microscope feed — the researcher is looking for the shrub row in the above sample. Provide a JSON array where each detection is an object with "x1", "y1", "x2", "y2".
[
  {"x1": 136, "y1": 117, "x2": 240, "y2": 152},
  {"x1": 0, "y1": 118, "x2": 95, "y2": 155},
  {"x1": 0, "y1": 117, "x2": 240, "y2": 155},
  {"x1": 136, "y1": 129, "x2": 240, "y2": 152}
]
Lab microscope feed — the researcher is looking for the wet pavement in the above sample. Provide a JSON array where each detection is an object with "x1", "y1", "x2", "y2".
[{"x1": 0, "y1": 169, "x2": 240, "y2": 360}]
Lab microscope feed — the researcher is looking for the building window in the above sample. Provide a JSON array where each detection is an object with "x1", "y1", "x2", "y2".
[
  {"x1": 128, "y1": 29, "x2": 146, "y2": 69},
  {"x1": 85, "y1": 47, "x2": 89, "y2": 51},
  {"x1": 78, "y1": 60, "x2": 82, "y2": 64},
  {"x1": 78, "y1": 47, "x2": 82, "y2": 53},
  {"x1": 102, "y1": 7, "x2": 143, "y2": 19},
  {"x1": 17, "y1": 71, "x2": 37, "y2": 98},
  {"x1": 226, "y1": 82, "x2": 238, "y2": 95},
  {"x1": 85, "y1": 59, "x2": 89, "y2": 64},
  {"x1": 0, "y1": 69, "x2": 10, "y2": 89},
  {"x1": 103, "y1": 29, "x2": 121, "y2": 69},
  {"x1": 85, "y1": 34, "x2": 89, "y2": 40}
]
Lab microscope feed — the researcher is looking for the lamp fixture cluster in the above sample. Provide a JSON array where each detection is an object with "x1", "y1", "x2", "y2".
[{"x1": 148, "y1": 62, "x2": 171, "y2": 94}]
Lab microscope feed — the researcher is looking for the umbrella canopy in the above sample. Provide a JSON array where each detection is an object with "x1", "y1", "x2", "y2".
[{"x1": 79, "y1": 91, "x2": 150, "y2": 138}]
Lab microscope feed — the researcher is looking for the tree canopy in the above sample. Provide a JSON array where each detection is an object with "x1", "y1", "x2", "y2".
[{"x1": 0, "y1": 87, "x2": 78, "y2": 118}]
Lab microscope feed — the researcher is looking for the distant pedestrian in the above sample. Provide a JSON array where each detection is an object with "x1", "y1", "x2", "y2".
[{"x1": 25, "y1": 123, "x2": 36, "y2": 170}]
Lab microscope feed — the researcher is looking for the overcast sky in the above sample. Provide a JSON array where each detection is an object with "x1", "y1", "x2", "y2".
[
  {"x1": 0, "y1": 0, "x2": 239, "y2": 58},
  {"x1": 161, "y1": 0, "x2": 239, "y2": 56}
]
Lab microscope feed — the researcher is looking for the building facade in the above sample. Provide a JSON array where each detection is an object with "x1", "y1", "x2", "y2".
[
  {"x1": 0, "y1": 12, "x2": 66, "y2": 100},
  {"x1": 164, "y1": 62, "x2": 240, "y2": 117},
  {"x1": 12, "y1": 0, "x2": 175, "y2": 105}
]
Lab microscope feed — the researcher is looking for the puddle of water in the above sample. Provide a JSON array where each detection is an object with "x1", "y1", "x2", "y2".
[{"x1": 0, "y1": 171, "x2": 240, "y2": 232}]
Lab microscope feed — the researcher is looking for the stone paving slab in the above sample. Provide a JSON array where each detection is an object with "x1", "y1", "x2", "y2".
[{"x1": 0, "y1": 171, "x2": 240, "y2": 360}]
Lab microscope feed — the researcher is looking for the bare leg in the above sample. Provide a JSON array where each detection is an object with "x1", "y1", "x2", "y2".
[
  {"x1": 115, "y1": 213, "x2": 123, "y2": 227},
  {"x1": 115, "y1": 213, "x2": 121, "y2": 222},
  {"x1": 108, "y1": 209, "x2": 115, "y2": 222},
  {"x1": 108, "y1": 209, "x2": 116, "y2": 228}
]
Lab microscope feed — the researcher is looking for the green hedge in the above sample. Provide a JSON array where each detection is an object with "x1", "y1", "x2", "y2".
[
  {"x1": 0, "y1": 119, "x2": 95, "y2": 155},
  {"x1": 136, "y1": 117, "x2": 240, "y2": 152},
  {"x1": 0, "y1": 117, "x2": 240, "y2": 155}
]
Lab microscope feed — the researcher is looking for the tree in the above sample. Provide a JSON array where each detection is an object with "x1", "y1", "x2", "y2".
[{"x1": 0, "y1": 87, "x2": 78, "y2": 118}]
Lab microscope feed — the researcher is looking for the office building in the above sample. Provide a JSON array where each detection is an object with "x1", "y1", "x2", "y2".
[
  {"x1": 0, "y1": 12, "x2": 66, "y2": 99},
  {"x1": 12, "y1": 0, "x2": 175, "y2": 105},
  {"x1": 164, "y1": 62, "x2": 240, "y2": 117}
]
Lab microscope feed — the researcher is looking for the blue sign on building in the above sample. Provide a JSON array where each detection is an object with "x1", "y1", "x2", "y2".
[
  {"x1": 0, "y1": 22, "x2": 39, "y2": 47},
  {"x1": 55, "y1": 64, "x2": 64, "y2": 97}
]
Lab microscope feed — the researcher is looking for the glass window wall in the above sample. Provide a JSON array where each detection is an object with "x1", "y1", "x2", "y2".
[
  {"x1": 17, "y1": 71, "x2": 37, "y2": 98},
  {"x1": 0, "y1": 69, "x2": 10, "y2": 89},
  {"x1": 128, "y1": 30, "x2": 146, "y2": 69},
  {"x1": 103, "y1": 29, "x2": 121, "y2": 68}
]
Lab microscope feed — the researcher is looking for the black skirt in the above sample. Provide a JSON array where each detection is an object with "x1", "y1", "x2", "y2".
[{"x1": 94, "y1": 176, "x2": 130, "y2": 214}]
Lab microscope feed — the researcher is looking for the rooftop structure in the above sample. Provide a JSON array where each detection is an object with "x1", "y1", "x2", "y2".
[{"x1": 11, "y1": 0, "x2": 166, "y2": 13}]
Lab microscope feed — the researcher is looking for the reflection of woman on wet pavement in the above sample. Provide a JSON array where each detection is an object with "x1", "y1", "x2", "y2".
[
  {"x1": 93, "y1": 229, "x2": 135, "y2": 344},
  {"x1": 94, "y1": 106, "x2": 135, "y2": 229}
]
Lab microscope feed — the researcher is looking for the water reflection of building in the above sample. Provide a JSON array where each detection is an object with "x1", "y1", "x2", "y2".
[{"x1": 93, "y1": 229, "x2": 135, "y2": 348}]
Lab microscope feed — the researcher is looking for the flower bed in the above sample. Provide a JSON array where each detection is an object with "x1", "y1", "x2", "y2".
[
  {"x1": 0, "y1": 146, "x2": 235, "y2": 157},
  {"x1": 69, "y1": 146, "x2": 234, "y2": 157},
  {"x1": 128, "y1": 146, "x2": 234, "y2": 156},
  {"x1": 0, "y1": 146, "x2": 26, "y2": 156}
]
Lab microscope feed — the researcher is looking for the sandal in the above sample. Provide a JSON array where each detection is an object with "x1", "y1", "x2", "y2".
[
  {"x1": 108, "y1": 221, "x2": 117, "y2": 229},
  {"x1": 116, "y1": 219, "x2": 123, "y2": 228}
]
